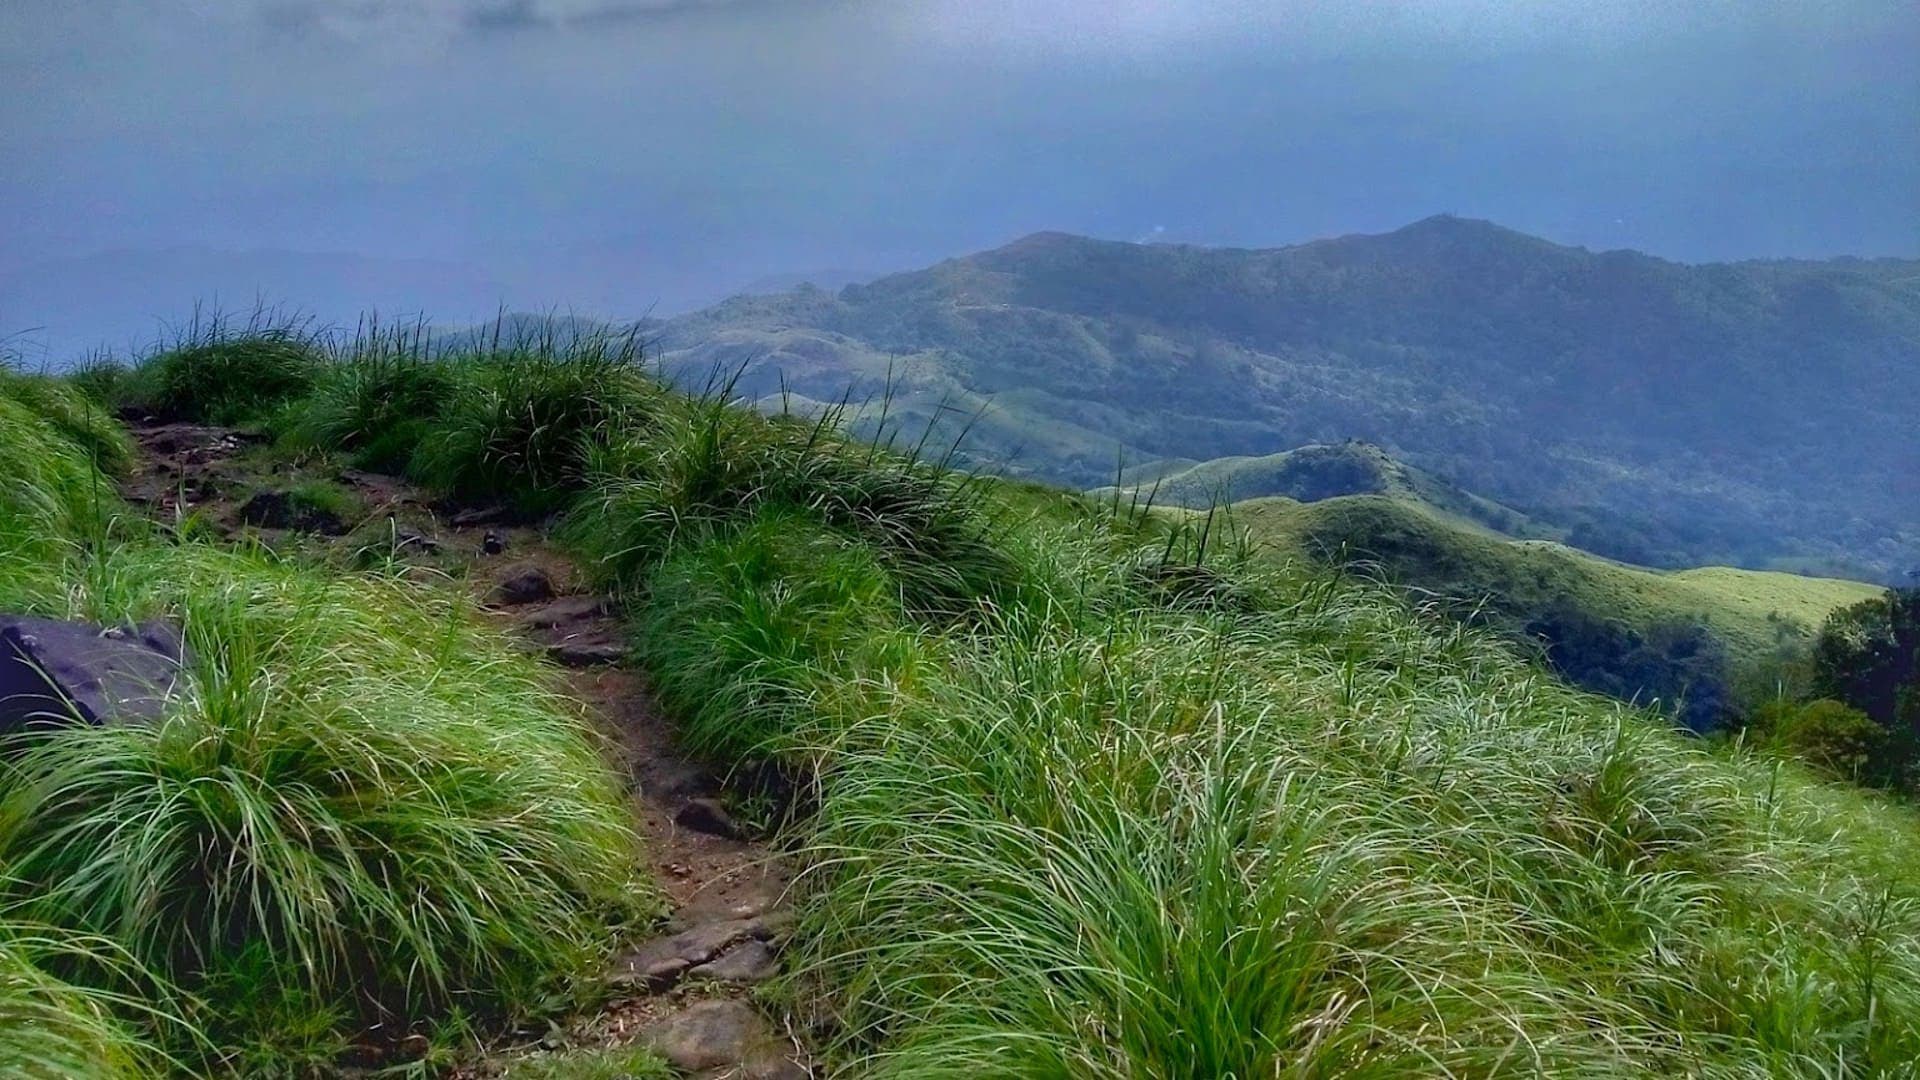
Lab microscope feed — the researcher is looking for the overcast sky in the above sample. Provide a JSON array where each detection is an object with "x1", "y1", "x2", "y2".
[{"x1": 3, "y1": 0, "x2": 1916, "y2": 359}]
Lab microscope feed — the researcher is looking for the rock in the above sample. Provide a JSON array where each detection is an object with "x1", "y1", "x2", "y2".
[
  {"x1": 451, "y1": 505, "x2": 509, "y2": 527},
  {"x1": 639, "y1": 1000, "x2": 803, "y2": 1078},
  {"x1": 0, "y1": 617, "x2": 189, "y2": 736},
  {"x1": 675, "y1": 797, "x2": 743, "y2": 840},
  {"x1": 549, "y1": 639, "x2": 626, "y2": 668},
  {"x1": 687, "y1": 939, "x2": 780, "y2": 984},
  {"x1": 238, "y1": 490, "x2": 344, "y2": 535},
  {"x1": 392, "y1": 527, "x2": 440, "y2": 554},
  {"x1": 493, "y1": 565, "x2": 557, "y2": 606},
  {"x1": 513, "y1": 595, "x2": 609, "y2": 629},
  {"x1": 610, "y1": 915, "x2": 788, "y2": 991}
]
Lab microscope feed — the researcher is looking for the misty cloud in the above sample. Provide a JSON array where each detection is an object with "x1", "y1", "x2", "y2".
[
  {"x1": 254, "y1": 0, "x2": 792, "y2": 40},
  {"x1": 2, "y1": 0, "x2": 1915, "y2": 360}
]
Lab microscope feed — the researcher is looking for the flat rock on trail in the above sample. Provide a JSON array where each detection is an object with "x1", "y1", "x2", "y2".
[{"x1": 118, "y1": 420, "x2": 809, "y2": 1078}]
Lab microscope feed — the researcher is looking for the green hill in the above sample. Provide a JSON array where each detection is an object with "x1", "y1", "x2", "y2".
[
  {"x1": 1093, "y1": 441, "x2": 1555, "y2": 539},
  {"x1": 1231, "y1": 493, "x2": 1881, "y2": 726},
  {"x1": 654, "y1": 218, "x2": 1920, "y2": 579}
]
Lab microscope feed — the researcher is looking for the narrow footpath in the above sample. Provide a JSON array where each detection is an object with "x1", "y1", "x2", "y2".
[{"x1": 120, "y1": 419, "x2": 811, "y2": 1079}]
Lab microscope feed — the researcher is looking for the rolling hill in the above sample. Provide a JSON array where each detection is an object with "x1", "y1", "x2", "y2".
[
  {"x1": 651, "y1": 217, "x2": 1920, "y2": 579},
  {"x1": 1228, "y1": 492, "x2": 1881, "y2": 728},
  {"x1": 1090, "y1": 440, "x2": 1556, "y2": 540}
]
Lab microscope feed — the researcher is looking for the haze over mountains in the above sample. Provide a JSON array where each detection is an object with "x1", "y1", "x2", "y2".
[{"x1": 652, "y1": 216, "x2": 1920, "y2": 580}]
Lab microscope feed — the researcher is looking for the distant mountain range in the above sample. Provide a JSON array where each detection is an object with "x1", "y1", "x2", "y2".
[{"x1": 649, "y1": 217, "x2": 1920, "y2": 580}]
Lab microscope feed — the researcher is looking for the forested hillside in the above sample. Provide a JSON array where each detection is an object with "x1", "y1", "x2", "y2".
[{"x1": 653, "y1": 217, "x2": 1920, "y2": 579}]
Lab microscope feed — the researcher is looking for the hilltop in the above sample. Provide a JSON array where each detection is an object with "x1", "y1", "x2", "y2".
[
  {"x1": 651, "y1": 217, "x2": 1920, "y2": 579},
  {"x1": 1090, "y1": 440, "x2": 1555, "y2": 538}
]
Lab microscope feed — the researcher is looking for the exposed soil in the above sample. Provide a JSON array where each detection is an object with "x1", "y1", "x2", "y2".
[{"x1": 119, "y1": 419, "x2": 809, "y2": 1079}]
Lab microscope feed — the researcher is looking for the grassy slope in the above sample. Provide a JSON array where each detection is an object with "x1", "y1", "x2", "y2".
[
  {"x1": 34, "y1": 325, "x2": 1920, "y2": 1076},
  {"x1": 549, "y1": 375, "x2": 1920, "y2": 1074},
  {"x1": 1229, "y1": 494, "x2": 1880, "y2": 666},
  {"x1": 1091, "y1": 441, "x2": 1557, "y2": 539},
  {"x1": 0, "y1": 368, "x2": 648, "y2": 1075}
]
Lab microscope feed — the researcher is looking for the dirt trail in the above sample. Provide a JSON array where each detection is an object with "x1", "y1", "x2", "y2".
[{"x1": 120, "y1": 420, "x2": 808, "y2": 1079}]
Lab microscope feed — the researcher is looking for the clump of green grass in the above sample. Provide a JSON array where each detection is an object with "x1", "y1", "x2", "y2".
[
  {"x1": 0, "y1": 542, "x2": 651, "y2": 1065},
  {"x1": 63, "y1": 353, "x2": 135, "y2": 410},
  {"x1": 499, "y1": 1043, "x2": 674, "y2": 1079},
  {"x1": 0, "y1": 915, "x2": 157, "y2": 1079},
  {"x1": 634, "y1": 508, "x2": 926, "y2": 762},
  {"x1": 570, "y1": 395, "x2": 1022, "y2": 615},
  {"x1": 125, "y1": 309, "x2": 326, "y2": 425},
  {"x1": 409, "y1": 325, "x2": 662, "y2": 512},
  {"x1": 0, "y1": 368, "x2": 136, "y2": 476},
  {"x1": 287, "y1": 478, "x2": 364, "y2": 525},
  {"x1": 288, "y1": 320, "x2": 459, "y2": 471},
  {"x1": 0, "y1": 396, "x2": 123, "y2": 584}
]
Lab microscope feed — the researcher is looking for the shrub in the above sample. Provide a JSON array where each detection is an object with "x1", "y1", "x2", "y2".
[
  {"x1": 129, "y1": 314, "x2": 326, "y2": 425},
  {"x1": 0, "y1": 544, "x2": 648, "y2": 1064},
  {"x1": 1747, "y1": 698, "x2": 1887, "y2": 779}
]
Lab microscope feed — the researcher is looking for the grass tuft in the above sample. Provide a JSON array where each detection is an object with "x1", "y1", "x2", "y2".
[
  {"x1": 0, "y1": 543, "x2": 650, "y2": 1065},
  {"x1": 569, "y1": 395, "x2": 1022, "y2": 616},
  {"x1": 287, "y1": 319, "x2": 458, "y2": 471},
  {"x1": 407, "y1": 324, "x2": 661, "y2": 512},
  {"x1": 0, "y1": 369, "x2": 137, "y2": 476},
  {"x1": 0, "y1": 915, "x2": 158, "y2": 1079},
  {"x1": 126, "y1": 309, "x2": 327, "y2": 425}
]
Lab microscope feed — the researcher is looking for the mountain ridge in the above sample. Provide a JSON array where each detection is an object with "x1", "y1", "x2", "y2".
[{"x1": 652, "y1": 218, "x2": 1920, "y2": 579}]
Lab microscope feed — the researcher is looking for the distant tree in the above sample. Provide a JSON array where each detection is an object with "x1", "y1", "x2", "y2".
[
  {"x1": 1808, "y1": 588, "x2": 1920, "y2": 788},
  {"x1": 1524, "y1": 607, "x2": 1734, "y2": 732},
  {"x1": 1745, "y1": 698, "x2": 1885, "y2": 781},
  {"x1": 1813, "y1": 589, "x2": 1920, "y2": 729}
]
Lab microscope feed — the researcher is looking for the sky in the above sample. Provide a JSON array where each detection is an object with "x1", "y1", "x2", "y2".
[{"x1": 3, "y1": 0, "x2": 1917, "y2": 360}]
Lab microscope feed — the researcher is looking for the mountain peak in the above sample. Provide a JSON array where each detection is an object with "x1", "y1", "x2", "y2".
[
  {"x1": 1381, "y1": 214, "x2": 1552, "y2": 248},
  {"x1": 995, "y1": 230, "x2": 1102, "y2": 253}
]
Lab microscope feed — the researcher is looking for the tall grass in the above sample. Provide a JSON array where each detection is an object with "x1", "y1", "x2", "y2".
[
  {"x1": 0, "y1": 368, "x2": 136, "y2": 476},
  {"x1": 284, "y1": 317, "x2": 454, "y2": 471},
  {"x1": 0, "y1": 543, "x2": 648, "y2": 1065},
  {"x1": 124, "y1": 308, "x2": 327, "y2": 425},
  {"x1": 0, "y1": 394, "x2": 123, "y2": 585},
  {"x1": 569, "y1": 392, "x2": 1021, "y2": 615},
  {"x1": 408, "y1": 324, "x2": 661, "y2": 511},
  {"x1": 597, "y1": 423, "x2": 1920, "y2": 1074},
  {"x1": 0, "y1": 914, "x2": 157, "y2": 1079},
  {"x1": 0, "y1": 403, "x2": 650, "y2": 1070}
]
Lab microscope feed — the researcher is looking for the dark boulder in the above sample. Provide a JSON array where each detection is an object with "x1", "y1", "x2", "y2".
[
  {"x1": 0, "y1": 616, "x2": 189, "y2": 737},
  {"x1": 239, "y1": 490, "x2": 346, "y2": 535},
  {"x1": 492, "y1": 565, "x2": 557, "y2": 606}
]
